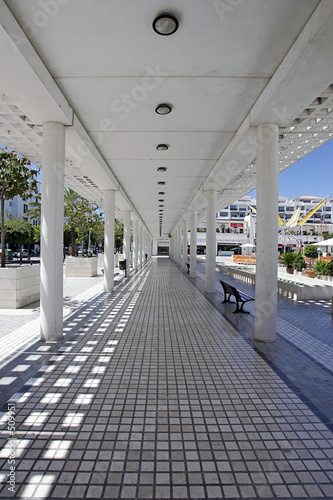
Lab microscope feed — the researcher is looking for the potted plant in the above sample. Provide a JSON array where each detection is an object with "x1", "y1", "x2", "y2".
[
  {"x1": 304, "y1": 245, "x2": 318, "y2": 278},
  {"x1": 278, "y1": 252, "x2": 296, "y2": 274},
  {"x1": 293, "y1": 253, "x2": 306, "y2": 274}
]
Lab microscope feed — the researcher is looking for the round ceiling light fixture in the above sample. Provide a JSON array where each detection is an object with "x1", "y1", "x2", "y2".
[
  {"x1": 155, "y1": 103, "x2": 172, "y2": 115},
  {"x1": 158, "y1": 181, "x2": 166, "y2": 186},
  {"x1": 157, "y1": 167, "x2": 167, "y2": 173},
  {"x1": 153, "y1": 13, "x2": 179, "y2": 36},
  {"x1": 156, "y1": 144, "x2": 169, "y2": 151}
]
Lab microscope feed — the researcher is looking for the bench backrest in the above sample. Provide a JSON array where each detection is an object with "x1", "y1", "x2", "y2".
[{"x1": 219, "y1": 280, "x2": 241, "y2": 300}]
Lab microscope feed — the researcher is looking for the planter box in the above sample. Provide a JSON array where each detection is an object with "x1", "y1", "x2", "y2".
[
  {"x1": 98, "y1": 254, "x2": 104, "y2": 268},
  {"x1": 0, "y1": 265, "x2": 40, "y2": 309},
  {"x1": 65, "y1": 256, "x2": 98, "y2": 277}
]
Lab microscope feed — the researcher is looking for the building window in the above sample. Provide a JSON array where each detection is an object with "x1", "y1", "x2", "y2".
[{"x1": 23, "y1": 204, "x2": 28, "y2": 213}]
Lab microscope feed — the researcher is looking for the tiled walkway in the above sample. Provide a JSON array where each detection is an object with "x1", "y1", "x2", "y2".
[{"x1": 0, "y1": 258, "x2": 333, "y2": 499}]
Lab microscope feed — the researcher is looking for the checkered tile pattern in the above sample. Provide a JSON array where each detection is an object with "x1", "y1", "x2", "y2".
[{"x1": 0, "y1": 259, "x2": 332, "y2": 499}]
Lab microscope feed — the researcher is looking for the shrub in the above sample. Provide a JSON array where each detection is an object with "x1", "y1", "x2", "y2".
[
  {"x1": 293, "y1": 253, "x2": 306, "y2": 272},
  {"x1": 312, "y1": 259, "x2": 328, "y2": 277},
  {"x1": 325, "y1": 259, "x2": 333, "y2": 277}
]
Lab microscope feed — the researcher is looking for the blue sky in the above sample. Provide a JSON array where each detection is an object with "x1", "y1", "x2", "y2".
[{"x1": 249, "y1": 137, "x2": 332, "y2": 199}]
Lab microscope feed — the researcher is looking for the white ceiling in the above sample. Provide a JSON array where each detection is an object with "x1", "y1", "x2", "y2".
[{"x1": 1, "y1": 0, "x2": 333, "y2": 237}]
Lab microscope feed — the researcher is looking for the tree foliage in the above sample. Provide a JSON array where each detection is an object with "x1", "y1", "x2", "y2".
[
  {"x1": 0, "y1": 149, "x2": 39, "y2": 267},
  {"x1": 25, "y1": 193, "x2": 41, "y2": 222},
  {"x1": 304, "y1": 245, "x2": 318, "y2": 259},
  {"x1": 64, "y1": 186, "x2": 104, "y2": 255}
]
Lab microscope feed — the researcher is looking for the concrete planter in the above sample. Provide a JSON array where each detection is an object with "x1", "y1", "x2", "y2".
[
  {"x1": 98, "y1": 254, "x2": 104, "y2": 268},
  {"x1": 0, "y1": 265, "x2": 40, "y2": 309},
  {"x1": 65, "y1": 256, "x2": 98, "y2": 277}
]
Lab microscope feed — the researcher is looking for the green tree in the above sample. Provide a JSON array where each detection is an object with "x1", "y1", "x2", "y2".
[
  {"x1": 304, "y1": 245, "x2": 318, "y2": 259},
  {"x1": 115, "y1": 220, "x2": 123, "y2": 252},
  {"x1": 90, "y1": 211, "x2": 104, "y2": 252},
  {"x1": 64, "y1": 187, "x2": 81, "y2": 256},
  {"x1": 64, "y1": 187, "x2": 102, "y2": 256},
  {"x1": 0, "y1": 149, "x2": 39, "y2": 267},
  {"x1": 33, "y1": 225, "x2": 41, "y2": 246},
  {"x1": 5, "y1": 217, "x2": 35, "y2": 257},
  {"x1": 304, "y1": 244, "x2": 318, "y2": 269},
  {"x1": 25, "y1": 194, "x2": 41, "y2": 223}
]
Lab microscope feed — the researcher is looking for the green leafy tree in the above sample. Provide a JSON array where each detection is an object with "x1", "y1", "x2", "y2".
[
  {"x1": 304, "y1": 244, "x2": 318, "y2": 269},
  {"x1": 304, "y1": 245, "x2": 318, "y2": 259},
  {"x1": 64, "y1": 187, "x2": 81, "y2": 256},
  {"x1": 0, "y1": 149, "x2": 38, "y2": 267},
  {"x1": 115, "y1": 220, "x2": 123, "y2": 252},
  {"x1": 90, "y1": 211, "x2": 104, "y2": 252},
  {"x1": 5, "y1": 217, "x2": 35, "y2": 257},
  {"x1": 75, "y1": 198, "x2": 95, "y2": 253},
  {"x1": 64, "y1": 187, "x2": 102, "y2": 256},
  {"x1": 33, "y1": 225, "x2": 41, "y2": 246}
]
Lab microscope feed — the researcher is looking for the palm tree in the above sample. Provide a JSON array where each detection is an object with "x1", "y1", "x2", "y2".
[
  {"x1": 25, "y1": 194, "x2": 41, "y2": 223},
  {"x1": 64, "y1": 187, "x2": 80, "y2": 256}
]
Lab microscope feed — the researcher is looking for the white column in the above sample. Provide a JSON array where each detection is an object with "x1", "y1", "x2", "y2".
[
  {"x1": 138, "y1": 223, "x2": 141, "y2": 267},
  {"x1": 174, "y1": 230, "x2": 177, "y2": 262},
  {"x1": 40, "y1": 121, "x2": 65, "y2": 341},
  {"x1": 133, "y1": 219, "x2": 139, "y2": 270},
  {"x1": 254, "y1": 123, "x2": 279, "y2": 342},
  {"x1": 190, "y1": 211, "x2": 197, "y2": 278},
  {"x1": 182, "y1": 220, "x2": 187, "y2": 271},
  {"x1": 205, "y1": 190, "x2": 217, "y2": 293},
  {"x1": 139, "y1": 224, "x2": 143, "y2": 266},
  {"x1": 103, "y1": 190, "x2": 115, "y2": 292},
  {"x1": 176, "y1": 228, "x2": 181, "y2": 265},
  {"x1": 123, "y1": 210, "x2": 131, "y2": 277}
]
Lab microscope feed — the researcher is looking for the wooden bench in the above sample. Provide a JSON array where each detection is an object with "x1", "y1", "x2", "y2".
[
  {"x1": 186, "y1": 263, "x2": 190, "y2": 273},
  {"x1": 219, "y1": 279, "x2": 254, "y2": 313}
]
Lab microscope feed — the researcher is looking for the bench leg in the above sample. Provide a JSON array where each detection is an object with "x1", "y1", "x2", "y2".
[
  {"x1": 233, "y1": 301, "x2": 250, "y2": 314},
  {"x1": 221, "y1": 293, "x2": 232, "y2": 304}
]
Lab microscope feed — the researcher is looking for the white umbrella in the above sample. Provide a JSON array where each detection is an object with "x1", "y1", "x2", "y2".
[
  {"x1": 316, "y1": 237, "x2": 333, "y2": 246},
  {"x1": 241, "y1": 243, "x2": 254, "y2": 248}
]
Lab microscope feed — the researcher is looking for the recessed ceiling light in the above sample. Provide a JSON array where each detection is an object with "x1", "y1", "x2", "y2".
[
  {"x1": 158, "y1": 191, "x2": 165, "y2": 195},
  {"x1": 157, "y1": 167, "x2": 167, "y2": 172},
  {"x1": 156, "y1": 144, "x2": 169, "y2": 151},
  {"x1": 155, "y1": 104, "x2": 172, "y2": 115},
  {"x1": 159, "y1": 205, "x2": 164, "y2": 207},
  {"x1": 158, "y1": 199, "x2": 164, "y2": 202},
  {"x1": 153, "y1": 13, "x2": 179, "y2": 36},
  {"x1": 158, "y1": 181, "x2": 166, "y2": 186}
]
